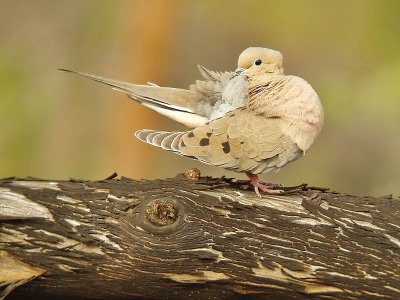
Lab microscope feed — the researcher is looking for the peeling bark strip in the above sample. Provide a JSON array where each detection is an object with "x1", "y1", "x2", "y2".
[{"x1": 0, "y1": 176, "x2": 399, "y2": 300}]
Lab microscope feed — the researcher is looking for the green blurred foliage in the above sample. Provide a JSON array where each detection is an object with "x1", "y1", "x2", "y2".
[{"x1": 0, "y1": 0, "x2": 399, "y2": 196}]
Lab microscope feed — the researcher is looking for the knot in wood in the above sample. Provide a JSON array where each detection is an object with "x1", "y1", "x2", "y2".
[
  {"x1": 146, "y1": 199, "x2": 177, "y2": 226},
  {"x1": 184, "y1": 168, "x2": 201, "y2": 181}
]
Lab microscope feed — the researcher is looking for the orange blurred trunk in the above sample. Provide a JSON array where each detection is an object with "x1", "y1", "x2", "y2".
[{"x1": 110, "y1": 0, "x2": 183, "y2": 178}]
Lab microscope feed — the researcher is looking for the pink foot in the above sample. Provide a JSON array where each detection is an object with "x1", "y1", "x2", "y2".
[{"x1": 245, "y1": 172, "x2": 285, "y2": 197}]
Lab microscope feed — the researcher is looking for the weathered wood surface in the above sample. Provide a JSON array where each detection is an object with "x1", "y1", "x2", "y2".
[{"x1": 0, "y1": 174, "x2": 399, "y2": 299}]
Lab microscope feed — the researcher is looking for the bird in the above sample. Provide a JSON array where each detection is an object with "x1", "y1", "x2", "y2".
[{"x1": 60, "y1": 47, "x2": 324, "y2": 196}]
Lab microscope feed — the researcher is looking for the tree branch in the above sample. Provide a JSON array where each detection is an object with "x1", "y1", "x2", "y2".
[{"x1": 0, "y1": 174, "x2": 399, "y2": 299}]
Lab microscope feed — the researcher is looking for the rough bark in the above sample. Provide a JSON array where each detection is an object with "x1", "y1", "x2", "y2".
[{"x1": 0, "y1": 173, "x2": 399, "y2": 300}]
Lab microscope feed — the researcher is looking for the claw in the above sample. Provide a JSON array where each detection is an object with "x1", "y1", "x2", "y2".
[{"x1": 246, "y1": 172, "x2": 286, "y2": 196}]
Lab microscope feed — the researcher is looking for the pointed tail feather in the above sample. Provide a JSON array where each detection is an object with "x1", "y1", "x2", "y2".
[{"x1": 58, "y1": 69, "x2": 206, "y2": 118}]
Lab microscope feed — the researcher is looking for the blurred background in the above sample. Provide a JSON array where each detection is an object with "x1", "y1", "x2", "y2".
[{"x1": 0, "y1": 0, "x2": 399, "y2": 196}]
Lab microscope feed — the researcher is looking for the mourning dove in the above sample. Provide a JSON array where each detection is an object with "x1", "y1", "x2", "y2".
[{"x1": 60, "y1": 47, "x2": 324, "y2": 195}]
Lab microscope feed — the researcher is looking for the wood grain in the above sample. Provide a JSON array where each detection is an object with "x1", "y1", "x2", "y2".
[{"x1": 0, "y1": 175, "x2": 399, "y2": 299}]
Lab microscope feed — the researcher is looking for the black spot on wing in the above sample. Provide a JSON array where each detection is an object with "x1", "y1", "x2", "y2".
[
  {"x1": 222, "y1": 141, "x2": 230, "y2": 154},
  {"x1": 206, "y1": 132, "x2": 212, "y2": 137},
  {"x1": 199, "y1": 138, "x2": 209, "y2": 146},
  {"x1": 180, "y1": 140, "x2": 186, "y2": 147},
  {"x1": 188, "y1": 131, "x2": 195, "y2": 138}
]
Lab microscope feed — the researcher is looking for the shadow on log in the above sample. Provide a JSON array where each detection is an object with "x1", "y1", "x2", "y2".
[{"x1": 0, "y1": 172, "x2": 399, "y2": 299}]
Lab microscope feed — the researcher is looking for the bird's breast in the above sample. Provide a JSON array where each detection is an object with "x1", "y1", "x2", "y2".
[{"x1": 279, "y1": 76, "x2": 324, "y2": 152}]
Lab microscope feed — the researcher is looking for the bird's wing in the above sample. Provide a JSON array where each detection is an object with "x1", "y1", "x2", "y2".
[
  {"x1": 191, "y1": 66, "x2": 249, "y2": 120},
  {"x1": 189, "y1": 66, "x2": 233, "y2": 106},
  {"x1": 135, "y1": 108, "x2": 302, "y2": 174},
  {"x1": 59, "y1": 67, "x2": 233, "y2": 128}
]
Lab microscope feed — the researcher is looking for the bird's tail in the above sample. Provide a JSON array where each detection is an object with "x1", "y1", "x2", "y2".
[{"x1": 58, "y1": 69, "x2": 207, "y2": 128}]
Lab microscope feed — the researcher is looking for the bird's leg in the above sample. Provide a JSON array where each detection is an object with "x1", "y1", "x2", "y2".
[{"x1": 245, "y1": 172, "x2": 285, "y2": 197}]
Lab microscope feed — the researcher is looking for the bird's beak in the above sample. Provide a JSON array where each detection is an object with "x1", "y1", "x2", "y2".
[
  {"x1": 230, "y1": 67, "x2": 245, "y2": 79},
  {"x1": 240, "y1": 68, "x2": 250, "y2": 79}
]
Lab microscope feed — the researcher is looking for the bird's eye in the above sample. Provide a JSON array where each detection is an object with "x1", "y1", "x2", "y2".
[{"x1": 254, "y1": 59, "x2": 262, "y2": 66}]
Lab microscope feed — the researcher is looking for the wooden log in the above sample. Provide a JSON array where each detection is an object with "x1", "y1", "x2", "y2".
[{"x1": 0, "y1": 173, "x2": 399, "y2": 299}]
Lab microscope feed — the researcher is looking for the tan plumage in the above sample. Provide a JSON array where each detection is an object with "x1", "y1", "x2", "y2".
[
  {"x1": 136, "y1": 108, "x2": 302, "y2": 174},
  {"x1": 61, "y1": 47, "x2": 324, "y2": 194}
]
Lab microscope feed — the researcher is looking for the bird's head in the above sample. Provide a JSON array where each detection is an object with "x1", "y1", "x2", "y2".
[{"x1": 237, "y1": 47, "x2": 283, "y2": 78}]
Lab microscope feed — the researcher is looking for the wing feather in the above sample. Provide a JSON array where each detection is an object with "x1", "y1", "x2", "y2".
[{"x1": 135, "y1": 109, "x2": 303, "y2": 174}]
